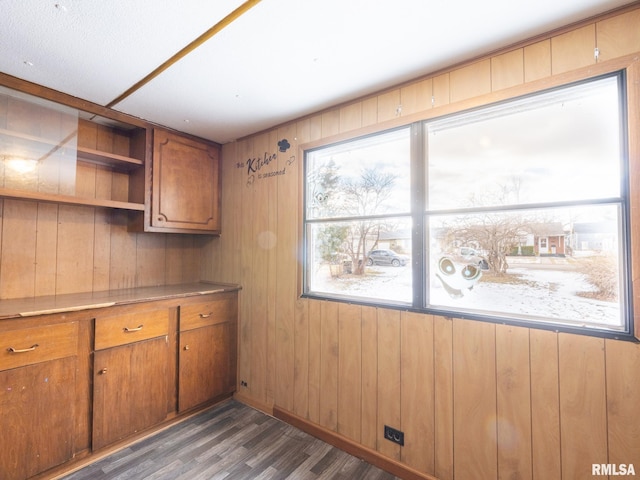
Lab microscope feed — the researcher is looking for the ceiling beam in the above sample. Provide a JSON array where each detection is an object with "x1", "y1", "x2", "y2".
[{"x1": 106, "y1": 0, "x2": 262, "y2": 108}]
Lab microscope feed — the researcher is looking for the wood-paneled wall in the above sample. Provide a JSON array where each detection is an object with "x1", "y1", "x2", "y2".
[
  {"x1": 205, "y1": 5, "x2": 640, "y2": 480},
  {"x1": 0, "y1": 198, "x2": 207, "y2": 298}
]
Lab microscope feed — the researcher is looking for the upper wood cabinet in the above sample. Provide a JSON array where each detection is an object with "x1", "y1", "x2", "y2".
[
  {"x1": 148, "y1": 129, "x2": 221, "y2": 234},
  {"x1": 0, "y1": 83, "x2": 147, "y2": 211}
]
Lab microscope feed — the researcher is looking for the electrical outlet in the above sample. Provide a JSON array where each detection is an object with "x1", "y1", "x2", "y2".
[
  {"x1": 240, "y1": 380, "x2": 248, "y2": 387},
  {"x1": 384, "y1": 425, "x2": 404, "y2": 446}
]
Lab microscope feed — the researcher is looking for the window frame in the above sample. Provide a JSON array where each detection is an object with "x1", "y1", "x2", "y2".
[{"x1": 301, "y1": 68, "x2": 636, "y2": 341}]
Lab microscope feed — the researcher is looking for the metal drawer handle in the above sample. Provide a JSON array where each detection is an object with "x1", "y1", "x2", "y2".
[
  {"x1": 199, "y1": 312, "x2": 213, "y2": 318},
  {"x1": 123, "y1": 324, "x2": 144, "y2": 332},
  {"x1": 7, "y1": 344, "x2": 39, "y2": 353}
]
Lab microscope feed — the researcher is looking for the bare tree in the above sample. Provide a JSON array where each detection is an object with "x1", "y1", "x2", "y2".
[{"x1": 337, "y1": 168, "x2": 398, "y2": 275}]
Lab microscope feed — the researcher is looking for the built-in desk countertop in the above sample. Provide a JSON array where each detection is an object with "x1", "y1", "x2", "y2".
[{"x1": 0, "y1": 282, "x2": 241, "y2": 320}]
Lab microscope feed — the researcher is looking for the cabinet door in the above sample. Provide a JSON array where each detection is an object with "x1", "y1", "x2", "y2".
[
  {"x1": 178, "y1": 322, "x2": 236, "y2": 412},
  {"x1": 0, "y1": 357, "x2": 76, "y2": 480},
  {"x1": 92, "y1": 337, "x2": 169, "y2": 450},
  {"x1": 151, "y1": 129, "x2": 220, "y2": 233}
]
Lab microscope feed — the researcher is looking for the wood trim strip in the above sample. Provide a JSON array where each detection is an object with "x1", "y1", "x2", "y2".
[
  {"x1": 106, "y1": 0, "x2": 262, "y2": 108},
  {"x1": 273, "y1": 405, "x2": 438, "y2": 480}
]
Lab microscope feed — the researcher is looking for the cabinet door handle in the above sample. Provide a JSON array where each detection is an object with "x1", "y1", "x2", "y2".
[
  {"x1": 184, "y1": 345, "x2": 190, "y2": 351},
  {"x1": 99, "y1": 368, "x2": 107, "y2": 375},
  {"x1": 7, "y1": 343, "x2": 39, "y2": 353},
  {"x1": 199, "y1": 312, "x2": 213, "y2": 318},
  {"x1": 123, "y1": 324, "x2": 144, "y2": 332}
]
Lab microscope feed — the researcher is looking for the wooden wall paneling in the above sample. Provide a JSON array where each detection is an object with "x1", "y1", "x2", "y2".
[
  {"x1": 293, "y1": 298, "x2": 310, "y2": 418},
  {"x1": 75, "y1": 162, "x2": 97, "y2": 199},
  {"x1": 307, "y1": 299, "x2": 322, "y2": 424},
  {"x1": 339, "y1": 102, "x2": 363, "y2": 133},
  {"x1": 453, "y1": 319, "x2": 498, "y2": 480},
  {"x1": 95, "y1": 124, "x2": 115, "y2": 153},
  {"x1": 249, "y1": 132, "x2": 270, "y2": 405},
  {"x1": 629, "y1": 60, "x2": 640, "y2": 339},
  {"x1": 597, "y1": 8, "x2": 640, "y2": 62},
  {"x1": 551, "y1": 24, "x2": 597, "y2": 75},
  {"x1": 491, "y1": 49, "x2": 524, "y2": 92},
  {"x1": 165, "y1": 235, "x2": 187, "y2": 285},
  {"x1": 216, "y1": 142, "x2": 240, "y2": 282},
  {"x1": 400, "y1": 311, "x2": 434, "y2": 474},
  {"x1": 377, "y1": 308, "x2": 401, "y2": 460},
  {"x1": 1, "y1": 200, "x2": 38, "y2": 298},
  {"x1": 450, "y1": 59, "x2": 492, "y2": 103},
  {"x1": 92, "y1": 209, "x2": 111, "y2": 292},
  {"x1": 400, "y1": 78, "x2": 432, "y2": 117},
  {"x1": 433, "y1": 316, "x2": 454, "y2": 480},
  {"x1": 432, "y1": 73, "x2": 450, "y2": 109},
  {"x1": 362, "y1": 96, "x2": 379, "y2": 127},
  {"x1": 135, "y1": 233, "x2": 166, "y2": 287},
  {"x1": 319, "y1": 300, "x2": 339, "y2": 430},
  {"x1": 274, "y1": 123, "x2": 298, "y2": 411},
  {"x1": 307, "y1": 114, "x2": 324, "y2": 143},
  {"x1": 237, "y1": 137, "x2": 254, "y2": 400},
  {"x1": 95, "y1": 166, "x2": 113, "y2": 202},
  {"x1": 529, "y1": 329, "x2": 561, "y2": 480},
  {"x1": 108, "y1": 210, "x2": 137, "y2": 290},
  {"x1": 495, "y1": 324, "x2": 532, "y2": 480},
  {"x1": 337, "y1": 302, "x2": 362, "y2": 442},
  {"x1": 34, "y1": 202, "x2": 58, "y2": 297},
  {"x1": 524, "y1": 40, "x2": 552, "y2": 83},
  {"x1": 265, "y1": 129, "x2": 279, "y2": 405},
  {"x1": 56, "y1": 205, "x2": 95, "y2": 295},
  {"x1": 361, "y1": 305, "x2": 379, "y2": 450},
  {"x1": 558, "y1": 334, "x2": 608, "y2": 479},
  {"x1": 321, "y1": 110, "x2": 341, "y2": 138},
  {"x1": 605, "y1": 339, "x2": 640, "y2": 467},
  {"x1": 110, "y1": 170, "x2": 130, "y2": 203},
  {"x1": 377, "y1": 89, "x2": 401, "y2": 123}
]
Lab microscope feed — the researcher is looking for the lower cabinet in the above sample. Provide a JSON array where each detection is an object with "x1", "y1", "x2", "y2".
[
  {"x1": 0, "y1": 322, "x2": 79, "y2": 480},
  {"x1": 0, "y1": 287, "x2": 238, "y2": 479},
  {"x1": 92, "y1": 308, "x2": 171, "y2": 450},
  {"x1": 178, "y1": 292, "x2": 238, "y2": 412}
]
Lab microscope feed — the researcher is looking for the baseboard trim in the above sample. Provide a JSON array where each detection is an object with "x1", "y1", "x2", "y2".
[
  {"x1": 273, "y1": 406, "x2": 437, "y2": 480},
  {"x1": 233, "y1": 391, "x2": 274, "y2": 415}
]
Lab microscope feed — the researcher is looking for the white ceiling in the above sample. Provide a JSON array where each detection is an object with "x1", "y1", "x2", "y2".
[{"x1": 1, "y1": 0, "x2": 636, "y2": 144}]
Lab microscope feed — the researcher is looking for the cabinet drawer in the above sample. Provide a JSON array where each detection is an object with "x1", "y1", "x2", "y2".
[
  {"x1": 95, "y1": 309, "x2": 169, "y2": 350},
  {"x1": 0, "y1": 322, "x2": 78, "y2": 371},
  {"x1": 180, "y1": 296, "x2": 237, "y2": 331}
]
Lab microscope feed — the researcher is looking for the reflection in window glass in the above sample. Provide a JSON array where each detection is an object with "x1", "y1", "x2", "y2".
[{"x1": 428, "y1": 204, "x2": 626, "y2": 330}]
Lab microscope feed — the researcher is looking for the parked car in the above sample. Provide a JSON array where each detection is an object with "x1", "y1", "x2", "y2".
[
  {"x1": 448, "y1": 247, "x2": 489, "y2": 270},
  {"x1": 366, "y1": 249, "x2": 409, "y2": 267}
]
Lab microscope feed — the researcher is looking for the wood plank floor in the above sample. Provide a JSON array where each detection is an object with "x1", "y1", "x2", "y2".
[{"x1": 59, "y1": 400, "x2": 399, "y2": 480}]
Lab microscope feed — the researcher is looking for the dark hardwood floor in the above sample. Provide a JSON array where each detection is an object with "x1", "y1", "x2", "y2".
[{"x1": 59, "y1": 400, "x2": 399, "y2": 480}]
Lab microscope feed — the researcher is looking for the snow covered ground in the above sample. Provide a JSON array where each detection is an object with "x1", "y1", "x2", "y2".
[{"x1": 312, "y1": 256, "x2": 622, "y2": 329}]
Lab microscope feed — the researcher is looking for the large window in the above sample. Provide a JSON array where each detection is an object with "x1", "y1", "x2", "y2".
[{"x1": 303, "y1": 72, "x2": 633, "y2": 338}]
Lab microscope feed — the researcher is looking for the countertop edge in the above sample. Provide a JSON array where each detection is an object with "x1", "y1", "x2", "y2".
[{"x1": 0, "y1": 282, "x2": 241, "y2": 320}]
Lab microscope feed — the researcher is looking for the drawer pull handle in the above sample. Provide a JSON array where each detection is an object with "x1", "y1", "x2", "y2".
[
  {"x1": 7, "y1": 344, "x2": 39, "y2": 353},
  {"x1": 199, "y1": 312, "x2": 213, "y2": 318},
  {"x1": 123, "y1": 324, "x2": 144, "y2": 333}
]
